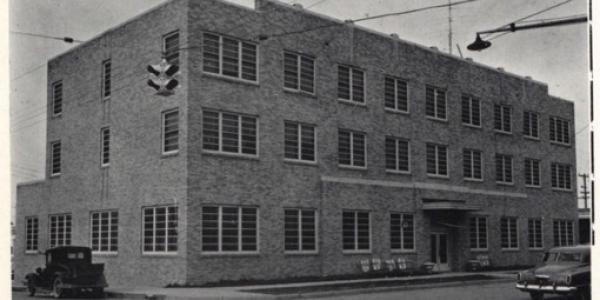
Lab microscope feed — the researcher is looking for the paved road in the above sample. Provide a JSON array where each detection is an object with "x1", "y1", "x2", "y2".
[
  {"x1": 321, "y1": 281, "x2": 570, "y2": 300},
  {"x1": 12, "y1": 290, "x2": 117, "y2": 300}
]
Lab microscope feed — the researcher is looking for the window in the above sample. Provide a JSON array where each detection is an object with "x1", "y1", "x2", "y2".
[
  {"x1": 202, "y1": 32, "x2": 258, "y2": 82},
  {"x1": 523, "y1": 111, "x2": 539, "y2": 138},
  {"x1": 283, "y1": 51, "x2": 314, "y2": 94},
  {"x1": 338, "y1": 130, "x2": 366, "y2": 168},
  {"x1": 494, "y1": 104, "x2": 512, "y2": 133},
  {"x1": 25, "y1": 217, "x2": 39, "y2": 252},
  {"x1": 143, "y1": 206, "x2": 178, "y2": 254},
  {"x1": 524, "y1": 158, "x2": 541, "y2": 187},
  {"x1": 101, "y1": 59, "x2": 111, "y2": 99},
  {"x1": 342, "y1": 211, "x2": 370, "y2": 251},
  {"x1": 553, "y1": 219, "x2": 574, "y2": 247},
  {"x1": 101, "y1": 127, "x2": 110, "y2": 166},
  {"x1": 549, "y1": 116, "x2": 570, "y2": 144},
  {"x1": 461, "y1": 95, "x2": 481, "y2": 127},
  {"x1": 425, "y1": 85, "x2": 446, "y2": 120},
  {"x1": 202, "y1": 110, "x2": 258, "y2": 156},
  {"x1": 201, "y1": 206, "x2": 258, "y2": 253},
  {"x1": 50, "y1": 141, "x2": 61, "y2": 176},
  {"x1": 90, "y1": 211, "x2": 118, "y2": 253},
  {"x1": 551, "y1": 163, "x2": 572, "y2": 190},
  {"x1": 495, "y1": 154, "x2": 513, "y2": 184},
  {"x1": 284, "y1": 121, "x2": 316, "y2": 162},
  {"x1": 49, "y1": 214, "x2": 72, "y2": 248},
  {"x1": 338, "y1": 65, "x2": 365, "y2": 103},
  {"x1": 390, "y1": 213, "x2": 414, "y2": 251},
  {"x1": 384, "y1": 77, "x2": 408, "y2": 112},
  {"x1": 426, "y1": 143, "x2": 448, "y2": 176},
  {"x1": 385, "y1": 137, "x2": 410, "y2": 173},
  {"x1": 528, "y1": 218, "x2": 543, "y2": 249},
  {"x1": 284, "y1": 209, "x2": 317, "y2": 252},
  {"x1": 469, "y1": 216, "x2": 487, "y2": 250},
  {"x1": 500, "y1": 217, "x2": 518, "y2": 249},
  {"x1": 163, "y1": 31, "x2": 180, "y2": 65},
  {"x1": 52, "y1": 81, "x2": 63, "y2": 117},
  {"x1": 162, "y1": 109, "x2": 179, "y2": 154},
  {"x1": 463, "y1": 149, "x2": 483, "y2": 180}
]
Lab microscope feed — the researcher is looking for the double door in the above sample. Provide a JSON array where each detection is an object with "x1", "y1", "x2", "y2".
[{"x1": 430, "y1": 233, "x2": 449, "y2": 271}]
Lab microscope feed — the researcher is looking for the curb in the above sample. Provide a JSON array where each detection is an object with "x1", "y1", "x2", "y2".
[{"x1": 105, "y1": 291, "x2": 167, "y2": 299}]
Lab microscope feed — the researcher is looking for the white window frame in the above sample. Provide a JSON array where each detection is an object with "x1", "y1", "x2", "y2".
[
  {"x1": 523, "y1": 111, "x2": 540, "y2": 139},
  {"x1": 390, "y1": 212, "x2": 415, "y2": 252},
  {"x1": 501, "y1": 217, "x2": 519, "y2": 250},
  {"x1": 337, "y1": 65, "x2": 366, "y2": 104},
  {"x1": 90, "y1": 210, "x2": 118, "y2": 255},
  {"x1": 385, "y1": 136, "x2": 411, "y2": 174},
  {"x1": 25, "y1": 216, "x2": 39, "y2": 253},
  {"x1": 49, "y1": 213, "x2": 72, "y2": 248},
  {"x1": 284, "y1": 208, "x2": 319, "y2": 254},
  {"x1": 283, "y1": 51, "x2": 315, "y2": 95},
  {"x1": 51, "y1": 80, "x2": 63, "y2": 117},
  {"x1": 461, "y1": 95, "x2": 481, "y2": 128},
  {"x1": 50, "y1": 140, "x2": 61, "y2": 177},
  {"x1": 494, "y1": 104, "x2": 512, "y2": 134},
  {"x1": 338, "y1": 130, "x2": 367, "y2": 169},
  {"x1": 202, "y1": 109, "x2": 260, "y2": 158},
  {"x1": 201, "y1": 206, "x2": 260, "y2": 254},
  {"x1": 101, "y1": 59, "x2": 111, "y2": 100},
  {"x1": 426, "y1": 143, "x2": 448, "y2": 178},
  {"x1": 163, "y1": 30, "x2": 180, "y2": 66},
  {"x1": 342, "y1": 210, "x2": 371, "y2": 253},
  {"x1": 425, "y1": 85, "x2": 447, "y2": 121},
  {"x1": 551, "y1": 163, "x2": 572, "y2": 191},
  {"x1": 528, "y1": 218, "x2": 544, "y2": 250},
  {"x1": 549, "y1": 116, "x2": 571, "y2": 145},
  {"x1": 100, "y1": 127, "x2": 110, "y2": 167},
  {"x1": 495, "y1": 154, "x2": 513, "y2": 185},
  {"x1": 524, "y1": 158, "x2": 541, "y2": 188},
  {"x1": 202, "y1": 32, "x2": 259, "y2": 83},
  {"x1": 469, "y1": 216, "x2": 488, "y2": 251},
  {"x1": 284, "y1": 121, "x2": 317, "y2": 164},
  {"x1": 142, "y1": 205, "x2": 179, "y2": 255},
  {"x1": 161, "y1": 108, "x2": 179, "y2": 155},
  {"x1": 553, "y1": 219, "x2": 575, "y2": 247},
  {"x1": 463, "y1": 148, "x2": 483, "y2": 181},
  {"x1": 384, "y1": 76, "x2": 409, "y2": 113}
]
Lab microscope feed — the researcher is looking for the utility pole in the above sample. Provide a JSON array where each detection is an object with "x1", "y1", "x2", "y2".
[
  {"x1": 579, "y1": 173, "x2": 590, "y2": 209},
  {"x1": 448, "y1": 0, "x2": 453, "y2": 54}
]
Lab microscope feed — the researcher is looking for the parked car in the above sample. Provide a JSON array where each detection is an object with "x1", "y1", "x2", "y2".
[
  {"x1": 24, "y1": 246, "x2": 108, "y2": 298},
  {"x1": 515, "y1": 245, "x2": 590, "y2": 300}
]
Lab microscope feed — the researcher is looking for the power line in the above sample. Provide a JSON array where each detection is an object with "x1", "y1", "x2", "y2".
[{"x1": 10, "y1": 31, "x2": 84, "y2": 43}]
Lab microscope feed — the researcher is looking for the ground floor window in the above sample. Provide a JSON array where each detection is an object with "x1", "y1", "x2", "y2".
[
  {"x1": 553, "y1": 219, "x2": 574, "y2": 247},
  {"x1": 143, "y1": 206, "x2": 178, "y2": 254},
  {"x1": 284, "y1": 208, "x2": 317, "y2": 253},
  {"x1": 202, "y1": 206, "x2": 258, "y2": 253},
  {"x1": 49, "y1": 214, "x2": 72, "y2": 248},
  {"x1": 500, "y1": 217, "x2": 518, "y2": 249},
  {"x1": 390, "y1": 213, "x2": 414, "y2": 251},
  {"x1": 469, "y1": 216, "x2": 487, "y2": 250},
  {"x1": 342, "y1": 211, "x2": 370, "y2": 252},
  {"x1": 25, "y1": 217, "x2": 39, "y2": 252},
  {"x1": 528, "y1": 218, "x2": 543, "y2": 249},
  {"x1": 90, "y1": 211, "x2": 119, "y2": 253}
]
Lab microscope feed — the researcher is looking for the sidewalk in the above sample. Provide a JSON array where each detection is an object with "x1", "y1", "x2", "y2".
[{"x1": 104, "y1": 271, "x2": 517, "y2": 300}]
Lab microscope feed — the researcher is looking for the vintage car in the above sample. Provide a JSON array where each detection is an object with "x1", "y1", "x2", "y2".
[
  {"x1": 24, "y1": 246, "x2": 108, "y2": 298},
  {"x1": 516, "y1": 245, "x2": 590, "y2": 300}
]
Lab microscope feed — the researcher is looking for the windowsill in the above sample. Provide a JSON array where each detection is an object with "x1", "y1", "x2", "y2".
[
  {"x1": 284, "y1": 159, "x2": 318, "y2": 166},
  {"x1": 25, "y1": 251, "x2": 40, "y2": 255},
  {"x1": 384, "y1": 108, "x2": 409, "y2": 115},
  {"x1": 425, "y1": 116, "x2": 448, "y2": 123},
  {"x1": 284, "y1": 251, "x2": 319, "y2": 256},
  {"x1": 102, "y1": 96, "x2": 111, "y2": 101},
  {"x1": 525, "y1": 184, "x2": 542, "y2": 189},
  {"x1": 464, "y1": 177, "x2": 484, "y2": 182},
  {"x1": 343, "y1": 250, "x2": 372, "y2": 255},
  {"x1": 494, "y1": 130, "x2": 513, "y2": 135},
  {"x1": 200, "y1": 252, "x2": 260, "y2": 257},
  {"x1": 339, "y1": 164, "x2": 368, "y2": 171},
  {"x1": 338, "y1": 99, "x2": 367, "y2": 107},
  {"x1": 462, "y1": 123, "x2": 482, "y2": 129},
  {"x1": 427, "y1": 174, "x2": 449, "y2": 179},
  {"x1": 496, "y1": 181, "x2": 514, "y2": 186},
  {"x1": 390, "y1": 249, "x2": 416, "y2": 254},
  {"x1": 501, "y1": 248, "x2": 520, "y2": 252},
  {"x1": 141, "y1": 252, "x2": 179, "y2": 257},
  {"x1": 469, "y1": 248, "x2": 489, "y2": 252},
  {"x1": 51, "y1": 113, "x2": 62, "y2": 119},
  {"x1": 523, "y1": 135, "x2": 540, "y2": 141},
  {"x1": 101, "y1": 164, "x2": 110, "y2": 169},
  {"x1": 551, "y1": 187, "x2": 573, "y2": 192},
  {"x1": 161, "y1": 151, "x2": 180, "y2": 159},
  {"x1": 50, "y1": 173, "x2": 61, "y2": 178},
  {"x1": 283, "y1": 88, "x2": 317, "y2": 98},
  {"x1": 92, "y1": 252, "x2": 118, "y2": 257},
  {"x1": 202, "y1": 150, "x2": 260, "y2": 161},
  {"x1": 550, "y1": 141, "x2": 571, "y2": 147},
  {"x1": 386, "y1": 169, "x2": 411, "y2": 175},
  {"x1": 202, "y1": 72, "x2": 259, "y2": 87}
]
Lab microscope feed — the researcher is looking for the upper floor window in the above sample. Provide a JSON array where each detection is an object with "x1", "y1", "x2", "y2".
[
  {"x1": 25, "y1": 216, "x2": 39, "y2": 253},
  {"x1": 523, "y1": 111, "x2": 539, "y2": 139},
  {"x1": 384, "y1": 77, "x2": 408, "y2": 112},
  {"x1": 101, "y1": 59, "x2": 111, "y2": 99},
  {"x1": 338, "y1": 65, "x2": 365, "y2": 103},
  {"x1": 461, "y1": 95, "x2": 481, "y2": 127},
  {"x1": 390, "y1": 213, "x2": 414, "y2": 251},
  {"x1": 101, "y1": 127, "x2": 110, "y2": 166},
  {"x1": 551, "y1": 163, "x2": 572, "y2": 190},
  {"x1": 284, "y1": 208, "x2": 317, "y2": 253},
  {"x1": 284, "y1": 121, "x2": 316, "y2": 162},
  {"x1": 524, "y1": 158, "x2": 541, "y2": 187},
  {"x1": 49, "y1": 214, "x2": 72, "y2": 248},
  {"x1": 52, "y1": 81, "x2": 63, "y2": 117},
  {"x1": 202, "y1": 109, "x2": 258, "y2": 156},
  {"x1": 495, "y1": 154, "x2": 513, "y2": 184},
  {"x1": 463, "y1": 149, "x2": 483, "y2": 181},
  {"x1": 338, "y1": 130, "x2": 366, "y2": 168},
  {"x1": 426, "y1": 143, "x2": 448, "y2": 177},
  {"x1": 91, "y1": 211, "x2": 118, "y2": 254},
  {"x1": 283, "y1": 51, "x2": 314, "y2": 94},
  {"x1": 342, "y1": 210, "x2": 370, "y2": 252},
  {"x1": 494, "y1": 104, "x2": 512, "y2": 133},
  {"x1": 500, "y1": 216, "x2": 518, "y2": 249},
  {"x1": 425, "y1": 85, "x2": 446, "y2": 120},
  {"x1": 50, "y1": 141, "x2": 61, "y2": 176},
  {"x1": 203, "y1": 32, "x2": 258, "y2": 82},
  {"x1": 143, "y1": 205, "x2": 178, "y2": 254},
  {"x1": 469, "y1": 216, "x2": 487, "y2": 250},
  {"x1": 553, "y1": 219, "x2": 574, "y2": 247},
  {"x1": 163, "y1": 31, "x2": 180, "y2": 65},
  {"x1": 162, "y1": 109, "x2": 179, "y2": 155},
  {"x1": 385, "y1": 137, "x2": 410, "y2": 173},
  {"x1": 202, "y1": 206, "x2": 258, "y2": 253},
  {"x1": 528, "y1": 218, "x2": 543, "y2": 249},
  {"x1": 549, "y1": 116, "x2": 570, "y2": 145}
]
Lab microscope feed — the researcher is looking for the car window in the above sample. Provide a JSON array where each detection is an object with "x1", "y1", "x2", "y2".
[
  {"x1": 67, "y1": 252, "x2": 85, "y2": 259},
  {"x1": 47, "y1": 253, "x2": 52, "y2": 263},
  {"x1": 557, "y1": 252, "x2": 582, "y2": 262},
  {"x1": 545, "y1": 252, "x2": 558, "y2": 262}
]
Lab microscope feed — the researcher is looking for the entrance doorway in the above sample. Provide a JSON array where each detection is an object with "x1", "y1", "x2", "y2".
[{"x1": 430, "y1": 233, "x2": 449, "y2": 271}]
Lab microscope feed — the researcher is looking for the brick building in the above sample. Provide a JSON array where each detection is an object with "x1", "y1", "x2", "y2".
[{"x1": 14, "y1": 0, "x2": 578, "y2": 286}]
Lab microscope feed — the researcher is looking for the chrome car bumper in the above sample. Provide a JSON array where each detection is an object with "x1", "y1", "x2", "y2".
[{"x1": 516, "y1": 283, "x2": 578, "y2": 293}]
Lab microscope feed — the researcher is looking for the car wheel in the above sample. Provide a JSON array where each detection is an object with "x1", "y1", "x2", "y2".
[
  {"x1": 52, "y1": 277, "x2": 64, "y2": 299},
  {"x1": 529, "y1": 292, "x2": 543, "y2": 300}
]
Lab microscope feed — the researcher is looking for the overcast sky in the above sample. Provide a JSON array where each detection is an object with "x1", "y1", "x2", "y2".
[{"x1": 9, "y1": 0, "x2": 589, "y2": 218}]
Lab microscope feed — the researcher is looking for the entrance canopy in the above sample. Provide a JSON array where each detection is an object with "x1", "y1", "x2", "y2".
[{"x1": 421, "y1": 198, "x2": 481, "y2": 211}]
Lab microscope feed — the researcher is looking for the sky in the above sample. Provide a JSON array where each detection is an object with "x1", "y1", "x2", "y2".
[{"x1": 8, "y1": 0, "x2": 590, "y2": 220}]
